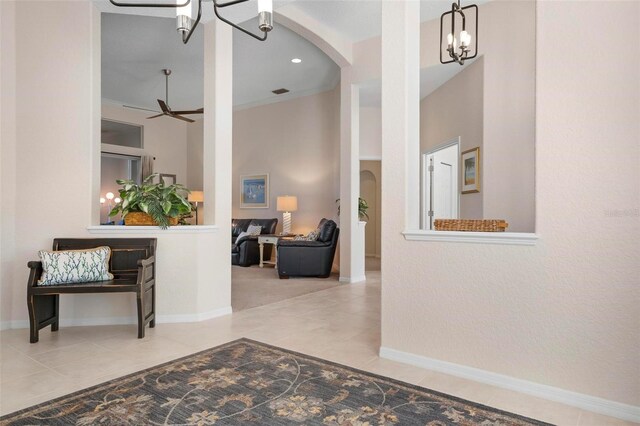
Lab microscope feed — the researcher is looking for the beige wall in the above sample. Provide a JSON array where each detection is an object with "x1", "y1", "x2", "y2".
[
  {"x1": 360, "y1": 107, "x2": 381, "y2": 160},
  {"x1": 232, "y1": 88, "x2": 340, "y2": 235},
  {"x1": 1, "y1": 2, "x2": 231, "y2": 328},
  {"x1": 360, "y1": 160, "x2": 381, "y2": 258},
  {"x1": 187, "y1": 118, "x2": 204, "y2": 191},
  {"x1": 381, "y1": 0, "x2": 639, "y2": 408},
  {"x1": 420, "y1": 1, "x2": 535, "y2": 232},
  {"x1": 1, "y1": 1, "x2": 105, "y2": 325},
  {"x1": 421, "y1": 57, "x2": 484, "y2": 221}
]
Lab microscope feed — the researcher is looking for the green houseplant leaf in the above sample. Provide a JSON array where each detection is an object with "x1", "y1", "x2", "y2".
[
  {"x1": 109, "y1": 173, "x2": 192, "y2": 229},
  {"x1": 336, "y1": 197, "x2": 369, "y2": 221}
]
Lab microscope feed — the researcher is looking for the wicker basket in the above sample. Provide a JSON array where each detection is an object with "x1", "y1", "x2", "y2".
[
  {"x1": 124, "y1": 211, "x2": 179, "y2": 227},
  {"x1": 434, "y1": 219, "x2": 508, "y2": 232}
]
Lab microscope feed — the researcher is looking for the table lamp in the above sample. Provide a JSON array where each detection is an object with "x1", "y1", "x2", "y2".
[
  {"x1": 188, "y1": 191, "x2": 204, "y2": 225},
  {"x1": 277, "y1": 195, "x2": 298, "y2": 235}
]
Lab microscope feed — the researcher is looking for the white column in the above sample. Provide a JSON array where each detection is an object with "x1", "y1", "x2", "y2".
[
  {"x1": 339, "y1": 66, "x2": 364, "y2": 283},
  {"x1": 381, "y1": 0, "x2": 421, "y2": 236},
  {"x1": 201, "y1": 18, "x2": 233, "y2": 312}
]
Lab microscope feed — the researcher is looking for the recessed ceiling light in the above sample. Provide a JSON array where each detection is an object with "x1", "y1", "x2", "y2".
[{"x1": 291, "y1": 58, "x2": 302, "y2": 64}]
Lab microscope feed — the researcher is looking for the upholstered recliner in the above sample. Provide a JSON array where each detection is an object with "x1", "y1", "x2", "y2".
[
  {"x1": 276, "y1": 219, "x2": 339, "y2": 279},
  {"x1": 231, "y1": 218, "x2": 278, "y2": 267}
]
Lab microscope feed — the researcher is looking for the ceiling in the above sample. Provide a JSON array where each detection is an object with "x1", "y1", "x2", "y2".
[
  {"x1": 100, "y1": 0, "x2": 489, "y2": 111},
  {"x1": 280, "y1": 0, "x2": 491, "y2": 43},
  {"x1": 359, "y1": 57, "x2": 478, "y2": 108},
  {"x1": 102, "y1": 12, "x2": 339, "y2": 111}
]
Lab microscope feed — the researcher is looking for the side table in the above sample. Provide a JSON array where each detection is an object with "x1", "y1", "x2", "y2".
[
  {"x1": 258, "y1": 235, "x2": 279, "y2": 268},
  {"x1": 258, "y1": 234, "x2": 297, "y2": 268}
]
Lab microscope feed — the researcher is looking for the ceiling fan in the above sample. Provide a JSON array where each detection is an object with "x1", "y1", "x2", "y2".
[{"x1": 144, "y1": 69, "x2": 203, "y2": 123}]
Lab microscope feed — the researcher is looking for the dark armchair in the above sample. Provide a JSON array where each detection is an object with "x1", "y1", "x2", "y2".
[
  {"x1": 277, "y1": 219, "x2": 339, "y2": 279},
  {"x1": 232, "y1": 218, "x2": 278, "y2": 267}
]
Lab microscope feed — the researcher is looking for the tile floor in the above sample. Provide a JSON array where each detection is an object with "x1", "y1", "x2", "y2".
[{"x1": 0, "y1": 272, "x2": 633, "y2": 425}]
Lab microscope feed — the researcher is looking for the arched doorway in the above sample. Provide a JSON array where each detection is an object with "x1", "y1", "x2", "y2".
[{"x1": 360, "y1": 162, "x2": 381, "y2": 271}]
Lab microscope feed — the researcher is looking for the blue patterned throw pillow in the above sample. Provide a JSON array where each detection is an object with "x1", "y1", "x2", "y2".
[{"x1": 38, "y1": 246, "x2": 114, "y2": 286}]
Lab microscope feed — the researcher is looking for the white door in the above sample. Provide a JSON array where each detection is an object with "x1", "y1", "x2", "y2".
[{"x1": 422, "y1": 142, "x2": 459, "y2": 229}]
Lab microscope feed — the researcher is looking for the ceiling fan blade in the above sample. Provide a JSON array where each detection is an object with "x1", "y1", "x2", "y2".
[
  {"x1": 146, "y1": 113, "x2": 166, "y2": 119},
  {"x1": 123, "y1": 105, "x2": 161, "y2": 113},
  {"x1": 169, "y1": 114, "x2": 195, "y2": 123},
  {"x1": 157, "y1": 99, "x2": 170, "y2": 113},
  {"x1": 170, "y1": 108, "x2": 204, "y2": 115}
]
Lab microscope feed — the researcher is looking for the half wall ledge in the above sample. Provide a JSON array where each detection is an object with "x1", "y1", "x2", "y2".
[
  {"x1": 87, "y1": 225, "x2": 219, "y2": 234},
  {"x1": 402, "y1": 230, "x2": 538, "y2": 246}
]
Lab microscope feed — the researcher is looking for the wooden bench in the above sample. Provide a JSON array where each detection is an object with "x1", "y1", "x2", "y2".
[{"x1": 27, "y1": 238, "x2": 157, "y2": 343}]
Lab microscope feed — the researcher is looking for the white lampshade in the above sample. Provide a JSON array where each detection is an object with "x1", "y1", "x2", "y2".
[
  {"x1": 100, "y1": 197, "x2": 106, "y2": 204},
  {"x1": 106, "y1": 192, "x2": 114, "y2": 200},
  {"x1": 277, "y1": 196, "x2": 298, "y2": 212},
  {"x1": 258, "y1": 0, "x2": 272, "y2": 13},
  {"x1": 114, "y1": 197, "x2": 122, "y2": 204},
  {"x1": 188, "y1": 191, "x2": 204, "y2": 203}
]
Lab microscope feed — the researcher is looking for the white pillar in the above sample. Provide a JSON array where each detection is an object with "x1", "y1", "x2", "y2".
[
  {"x1": 339, "y1": 66, "x2": 364, "y2": 283},
  {"x1": 201, "y1": 18, "x2": 233, "y2": 311},
  {"x1": 381, "y1": 0, "x2": 421, "y2": 237}
]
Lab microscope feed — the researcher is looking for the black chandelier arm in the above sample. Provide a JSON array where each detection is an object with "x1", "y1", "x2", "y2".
[
  {"x1": 181, "y1": 0, "x2": 203, "y2": 44},
  {"x1": 212, "y1": 2, "x2": 268, "y2": 41},
  {"x1": 213, "y1": 0, "x2": 252, "y2": 8},
  {"x1": 108, "y1": 0, "x2": 191, "y2": 7}
]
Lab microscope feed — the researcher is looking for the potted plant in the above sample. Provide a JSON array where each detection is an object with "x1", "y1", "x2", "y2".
[
  {"x1": 336, "y1": 197, "x2": 369, "y2": 221},
  {"x1": 109, "y1": 173, "x2": 192, "y2": 229}
]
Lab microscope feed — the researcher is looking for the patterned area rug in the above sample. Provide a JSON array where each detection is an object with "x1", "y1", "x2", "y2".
[{"x1": 1, "y1": 339, "x2": 551, "y2": 425}]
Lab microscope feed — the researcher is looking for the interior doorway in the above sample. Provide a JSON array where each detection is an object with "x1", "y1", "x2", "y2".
[
  {"x1": 360, "y1": 160, "x2": 381, "y2": 271},
  {"x1": 422, "y1": 140, "x2": 459, "y2": 230}
]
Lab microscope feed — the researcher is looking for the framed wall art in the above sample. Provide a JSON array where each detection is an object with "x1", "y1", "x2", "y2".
[
  {"x1": 240, "y1": 174, "x2": 269, "y2": 208},
  {"x1": 461, "y1": 147, "x2": 480, "y2": 194}
]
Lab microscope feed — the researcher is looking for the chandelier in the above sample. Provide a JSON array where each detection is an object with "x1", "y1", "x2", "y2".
[
  {"x1": 109, "y1": 0, "x2": 273, "y2": 43},
  {"x1": 440, "y1": 0, "x2": 478, "y2": 65}
]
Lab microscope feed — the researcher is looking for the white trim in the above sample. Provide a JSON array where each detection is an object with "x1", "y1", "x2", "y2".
[
  {"x1": 87, "y1": 225, "x2": 219, "y2": 234},
  {"x1": 402, "y1": 229, "x2": 538, "y2": 246},
  {"x1": 339, "y1": 275, "x2": 367, "y2": 284},
  {"x1": 0, "y1": 307, "x2": 233, "y2": 331},
  {"x1": 360, "y1": 156, "x2": 382, "y2": 161},
  {"x1": 379, "y1": 346, "x2": 640, "y2": 423}
]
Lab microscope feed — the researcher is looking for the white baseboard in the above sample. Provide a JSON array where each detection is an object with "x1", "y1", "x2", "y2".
[
  {"x1": 379, "y1": 346, "x2": 640, "y2": 423},
  {"x1": 0, "y1": 307, "x2": 233, "y2": 331},
  {"x1": 339, "y1": 275, "x2": 367, "y2": 284}
]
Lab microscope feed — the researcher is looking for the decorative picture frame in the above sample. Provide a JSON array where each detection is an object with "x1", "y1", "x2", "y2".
[
  {"x1": 240, "y1": 174, "x2": 269, "y2": 209},
  {"x1": 461, "y1": 147, "x2": 480, "y2": 194},
  {"x1": 159, "y1": 173, "x2": 177, "y2": 186}
]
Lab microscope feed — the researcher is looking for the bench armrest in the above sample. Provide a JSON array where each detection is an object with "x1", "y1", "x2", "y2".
[
  {"x1": 137, "y1": 256, "x2": 155, "y2": 267},
  {"x1": 27, "y1": 261, "x2": 43, "y2": 288},
  {"x1": 136, "y1": 256, "x2": 155, "y2": 287}
]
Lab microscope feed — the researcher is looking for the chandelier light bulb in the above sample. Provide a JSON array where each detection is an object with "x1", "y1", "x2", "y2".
[
  {"x1": 176, "y1": 0, "x2": 193, "y2": 33},
  {"x1": 460, "y1": 30, "x2": 468, "y2": 47},
  {"x1": 447, "y1": 33, "x2": 453, "y2": 47},
  {"x1": 258, "y1": 0, "x2": 272, "y2": 13},
  {"x1": 100, "y1": 197, "x2": 106, "y2": 204},
  {"x1": 106, "y1": 192, "x2": 115, "y2": 200},
  {"x1": 257, "y1": 0, "x2": 273, "y2": 32},
  {"x1": 114, "y1": 197, "x2": 122, "y2": 204}
]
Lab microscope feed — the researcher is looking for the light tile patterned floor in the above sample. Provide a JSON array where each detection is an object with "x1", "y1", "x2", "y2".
[{"x1": 0, "y1": 271, "x2": 633, "y2": 425}]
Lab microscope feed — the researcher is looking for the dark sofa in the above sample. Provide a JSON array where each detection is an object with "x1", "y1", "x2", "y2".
[
  {"x1": 277, "y1": 219, "x2": 339, "y2": 279},
  {"x1": 231, "y1": 218, "x2": 278, "y2": 267}
]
